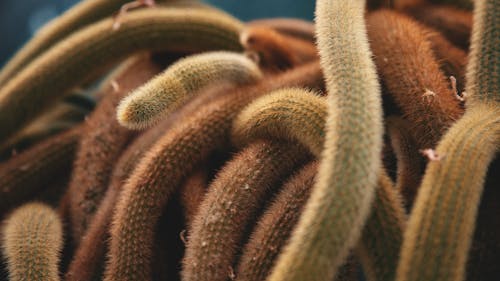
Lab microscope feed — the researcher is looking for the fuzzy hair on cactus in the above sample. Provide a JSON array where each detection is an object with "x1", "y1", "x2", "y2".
[
  {"x1": 366, "y1": 10, "x2": 464, "y2": 149},
  {"x1": 235, "y1": 162, "x2": 317, "y2": 281},
  {"x1": 0, "y1": 7, "x2": 244, "y2": 143},
  {"x1": 232, "y1": 87, "x2": 405, "y2": 281},
  {"x1": 247, "y1": 18, "x2": 315, "y2": 42},
  {"x1": 396, "y1": 0, "x2": 500, "y2": 280},
  {"x1": 403, "y1": 4, "x2": 472, "y2": 50},
  {"x1": 103, "y1": 62, "x2": 322, "y2": 281},
  {"x1": 67, "y1": 53, "x2": 164, "y2": 242},
  {"x1": 0, "y1": 127, "x2": 81, "y2": 217},
  {"x1": 245, "y1": 5, "x2": 383, "y2": 280},
  {"x1": 240, "y1": 26, "x2": 318, "y2": 72},
  {"x1": 182, "y1": 140, "x2": 309, "y2": 281},
  {"x1": 0, "y1": 0, "x2": 146, "y2": 86},
  {"x1": 2, "y1": 202, "x2": 63, "y2": 281},
  {"x1": 116, "y1": 51, "x2": 262, "y2": 129},
  {"x1": 180, "y1": 167, "x2": 209, "y2": 226}
]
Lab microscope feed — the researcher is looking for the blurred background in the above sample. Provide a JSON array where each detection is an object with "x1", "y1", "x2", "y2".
[{"x1": 0, "y1": 0, "x2": 314, "y2": 67}]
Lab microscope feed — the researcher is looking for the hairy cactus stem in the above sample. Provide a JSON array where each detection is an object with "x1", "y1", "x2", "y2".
[
  {"x1": 0, "y1": 7, "x2": 244, "y2": 143},
  {"x1": 247, "y1": 18, "x2": 315, "y2": 42}
]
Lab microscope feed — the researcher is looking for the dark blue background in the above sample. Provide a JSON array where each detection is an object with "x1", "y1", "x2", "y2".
[{"x1": 0, "y1": 0, "x2": 314, "y2": 67}]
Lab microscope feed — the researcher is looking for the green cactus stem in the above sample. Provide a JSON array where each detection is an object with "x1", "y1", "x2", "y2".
[
  {"x1": 235, "y1": 162, "x2": 317, "y2": 281},
  {"x1": 182, "y1": 141, "x2": 309, "y2": 281},
  {"x1": 264, "y1": 5, "x2": 385, "y2": 278},
  {"x1": 116, "y1": 51, "x2": 262, "y2": 129},
  {"x1": 396, "y1": 0, "x2": 500, "y2": 279},
  {"x1": 0, "y1": 7, "x2": 244, "y2": 143},
  {"x1": 2, "y1": 202, "x2": 63, "y2": 281},
  {"x1": 366, "y1": 10, "x2": 464, "y2": 149}
]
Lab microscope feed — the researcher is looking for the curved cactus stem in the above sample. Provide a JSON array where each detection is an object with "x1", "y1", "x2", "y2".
[
  {"x1": 2, "y1": 202, "x2": 63, "y2": 281},
  {"x1": 0, "y1": 127, "x2": 81, "y2": 218},
  {"x1": 117, "y1": 51, "x2": 261, "y2": 129},
  {"x1": 182, "y1": 141, "x2": 309, "y2": 281},
  {"x1": 247, "y1": 18, "x2": 315, "y2": 42},
  {"x1": 396, "y1": 0, "x2": 500, "y2": 279},
  {"x1": 0, "y1": 7, "x2": 244, "y2": 143},
  {"x1": 233, "y1": 87, "x2": 405, "y2": 281}
]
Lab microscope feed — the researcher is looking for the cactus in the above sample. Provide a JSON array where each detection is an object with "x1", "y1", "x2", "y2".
[
  {"x1": 180, "y1": 167, "x2": 209, "y2": 226},
  {"x1": 67, "y1": 54, "x2": 164, "y2": 242},
  {"x1": 0, "y1": 127, "x2": 81, "y2": 217},
  {"x1": 117, "y1": 51, "x2": 262, "y2": 129},
  {"x1": 366, "y1": 10, "x2": 464, "y2": 149},
  {"x1": 396, "y1": 1, "x2": 500, "y2": 280},
  {"x1": 404, "y1": 4, "x2": 472, "y2": 50},
  {"x1": 247, "y1": 18, "x2": 315, "y2": 42},
  {"x1": 0, "y1": 0, "x2": 145, "y2": 86},
  {"x1": 232, "y1": 87, "x2": 326, "y2": 155},
  {"x1": 102, "y1": 62, "x2": 322, "y2": 281},
  {"x1": 235, "y1": 162, "x2": 317, "y2": 281},
  {"x1": 233, "y1": 88, "x2": 405, "y2": 281},
  {"x1": 182, "y1": 140, "x2": 309, "y2": 281},
  {"x1": 2, "y1": 202, "x2": 63, "y2": 281},
  {"x1": 427, "y1": 31, "x2": 468, "y2": 92},
  {"x1": 0, "y1": 7, "x2": 244, "y2": 143},
  {"x1": 266, "y1": 2, "x2": 384, "y2": 279},
  {"x1": 386, "y1": 117, "x2": 424, "y2": 208},
  {"x1": 427, "y1": 0, "x2": 473, "y2": 10},
  {"x1": 240, "y1": 26, "x2": 317, "y2": 72}
]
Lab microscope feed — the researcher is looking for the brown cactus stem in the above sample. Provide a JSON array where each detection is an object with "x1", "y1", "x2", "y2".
[
  {"x1": 247, "y1": 18, "x2": 315, "y2": 42},
  {"x1": 366, "y1": 10, "x2": 464, "y2": 149},
  {"x1": 386, "y1": 117, "x2": 424, "y2": 209},
  {"x1": 0, "y1": 7, "x2": 244, "y2": 143},
  {"x1": 240, "y1": 26, "x2": 318, "y2": 72},
  {"x1": 0, "y1": 127, "x2": 81, "y2": 219},
  {"x1": 67, "y1": 54, "x2": 164, "y2": 243},
  {"x1": 427, "y1": 31, "x2": 468, "y2": 92},
  {"x1": 235, "y1": 162, "x2": 317, "y2": 281},
  {"x1": 102, "y1": 62, "x2": 322, "y2": 281},
  {"x1": 403, "y1": 4, "x2": 472, "y2": 50},
  {"x1": 180, "y1": 167, "x2": 209, "y2": 227},
  {"x1": 182, "y1": 141, "x2": 309, "y2": 281},
  {"x1": 64, "y1": 116, "x2": 176, "y2": 281}
]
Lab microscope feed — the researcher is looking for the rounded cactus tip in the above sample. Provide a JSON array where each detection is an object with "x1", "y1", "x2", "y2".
[{"x1": 116, "y1": 93, "x2": 161, "y2": 130}]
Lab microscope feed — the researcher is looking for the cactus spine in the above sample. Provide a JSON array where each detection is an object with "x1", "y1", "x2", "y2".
[
  {"x1": 117, "y1": 51, "x2": 262, "y2": 129},
  {"x1": 2, "y1": 202, "x2": 63, "y2": 281},
  {"x1": 233, "y1": 88, "x2": 405, "y2": 281},
  {"x1": 182, "y1": 140, "x2": 309, "y2": 281},
  {"x1": 0, "y1": 7, "x2": 244, "y2": 143},
  {"x1": 235, "y1": 162, "x2": 317, "y2": 281},
  {"x1": 396, "y1": 0, "x2": 500, "y2": 280}
]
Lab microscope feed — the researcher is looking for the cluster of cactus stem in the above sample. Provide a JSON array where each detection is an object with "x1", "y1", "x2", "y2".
[{"x1": 0, "y1": 0, "x2": 497, "y2": 281}]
